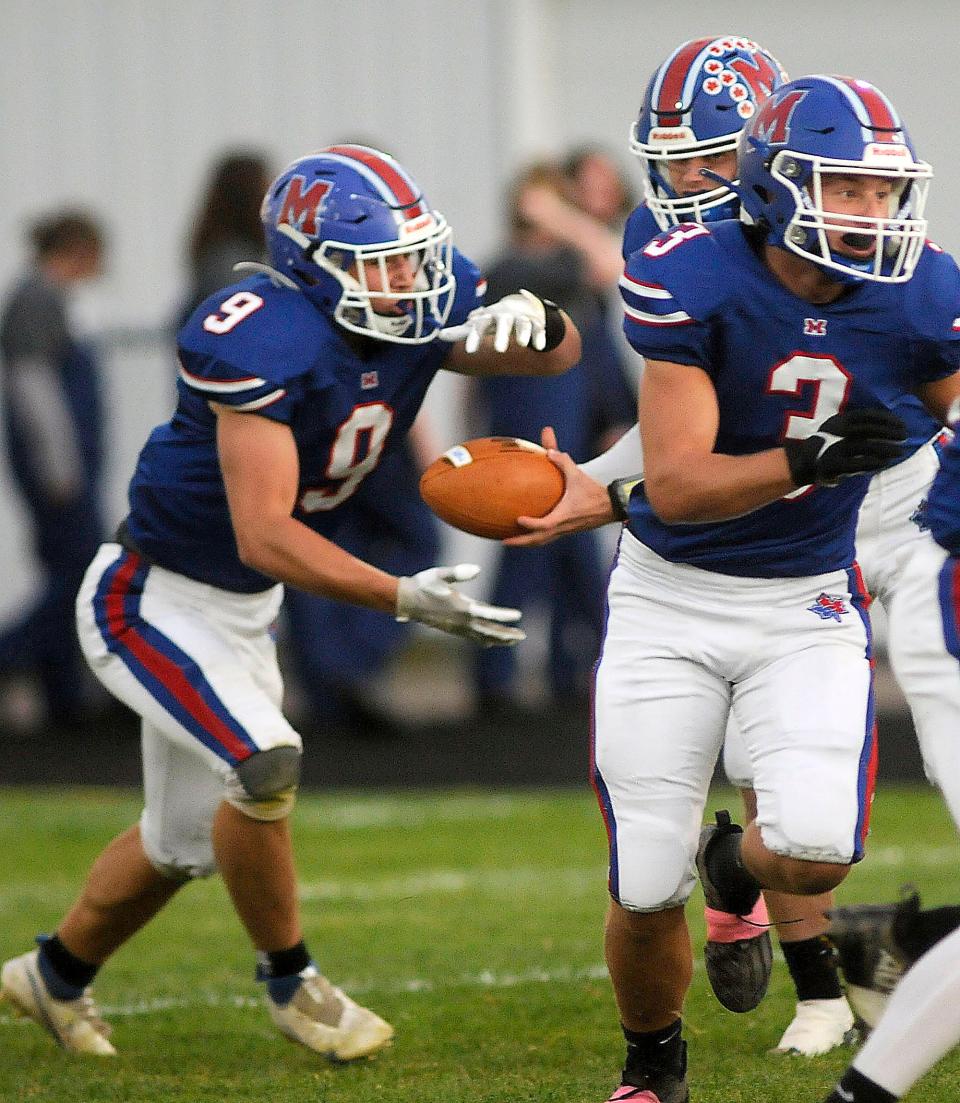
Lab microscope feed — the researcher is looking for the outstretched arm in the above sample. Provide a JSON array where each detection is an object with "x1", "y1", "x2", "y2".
[
  {"x1": 441, "y1": 290, "x2": 581, "y2": 377},
  {"x1": 215, "y1": 403, "x2": 523, "y2": 645}
]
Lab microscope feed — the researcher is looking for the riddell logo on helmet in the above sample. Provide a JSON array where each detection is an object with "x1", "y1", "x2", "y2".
[
  {"x1": 649, "y1": 127, "x2": 698, "y2": 147},
  {"x1": 864, "y1": 142, "x2": 910, "y2": 160},
  {"x1": 399, "y1": 213, "x2": 435, "y2": 238},
  {"x1": 278, "y1": 177, "x2": 332, "y2": 236}
]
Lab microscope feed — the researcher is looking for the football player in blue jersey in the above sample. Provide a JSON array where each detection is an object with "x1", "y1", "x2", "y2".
[
  {"x1": 519, "y1": 34, "x2": 954, "y2": 1063},
  {"x1": 519, "y1": 34, "x2": 857, "y2": 1057},
  {"x1": 816, "y1": 407, "x2": 960, "y2": 1101},
  {"x1": 0, "y1": 145, "x2": 581, "y2": 1060},
  {"x1": 624, "y1": 36, "x2": 858, "y2": 1057},
  {"x1": 509, "y1": 74, "x2": 960, "y2": 1103}
]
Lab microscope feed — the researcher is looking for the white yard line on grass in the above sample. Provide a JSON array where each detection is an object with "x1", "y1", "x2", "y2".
[
  {"x1": 0, "y1": 962, "x2": 616, "y2": 1025},
  {"x1": 1, "y1": 843, "x2": 956, "y2": 914},
  {"x1": 299, "y1": 866, "x2": 606, "y2": 901}
]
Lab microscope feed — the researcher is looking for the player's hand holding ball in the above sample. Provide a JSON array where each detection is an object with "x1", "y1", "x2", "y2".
[
  {"x1": 419, "y1": 436, "x2": 564, "y2": 539},
  {"x1": 439, "y1": 289, "x2": 566, "y2": 353}
]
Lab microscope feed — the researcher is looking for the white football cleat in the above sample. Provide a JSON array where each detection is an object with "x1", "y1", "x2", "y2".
[
  {"x1": 0, "y1": 949, "x2": 116, "y2": 1055},
  {"x1": 266, "y1": 966, "x2": 394, "y2": 1061},
  {"x1": 773, "y1": 997, "x2": 857, "y2": 1056}
]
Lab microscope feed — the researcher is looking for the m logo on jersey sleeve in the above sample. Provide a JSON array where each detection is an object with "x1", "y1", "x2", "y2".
[{"x1": 275, "y1": 176, "x2": 333, "y2": 236}]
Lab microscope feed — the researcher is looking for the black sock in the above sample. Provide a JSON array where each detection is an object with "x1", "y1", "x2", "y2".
[
  {"x1": 781, "y1": 935, "x2": 842, "y2": 1000},
  {"x1": 894, "y1": 904, "x2": 960, "y2": 962},
  {"x1": 37, "y1": 934, "x2": 99, "y2": 997},
  {"x1": 704, "y1": 826, "x2": 761, "y2": 915},
  {"x1": 827, "y1": 1067, "x2": 898, "y2": 1102},
  {"x1": 259, "y1": 940, "x2": 311, "y2": 978},
  {"x1": 622, "y1": 1019, "x2": 685, "y2": 1078}
]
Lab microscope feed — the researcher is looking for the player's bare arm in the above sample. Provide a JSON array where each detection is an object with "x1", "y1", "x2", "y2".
[
  {"x1": 918, "y1": 370, "x2": 960, "y2": 424},
  {"x1": 640, "y1": 358, "x2": 797, "y2": 523},
  {"x1": 213, "y1": 402, "x2": 399, "y2": 614},
  {"x1": 441, "y1": 291, "x2": 581, "y2": 376}
]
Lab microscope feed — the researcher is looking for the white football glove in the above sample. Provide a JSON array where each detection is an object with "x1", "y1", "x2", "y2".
[
  {"x1": 395, "y1": 564, "x2": 525, "y2": 646},
  {"x1": 439, "y1": 288, "x2": 548, "y2": 354}
]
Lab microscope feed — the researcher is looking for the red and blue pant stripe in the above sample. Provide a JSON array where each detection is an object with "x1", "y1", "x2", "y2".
[{"x1": 92, "y1": 550, "x2": 258, "y2": 766}]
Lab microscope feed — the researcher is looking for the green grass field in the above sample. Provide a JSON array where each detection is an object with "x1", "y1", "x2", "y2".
[{"x1": 1, "y1": 784, "x2": 958, "y2": 1102}]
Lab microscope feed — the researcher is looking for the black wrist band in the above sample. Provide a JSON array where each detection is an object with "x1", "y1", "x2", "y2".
[
  {"x1": 541, "y1": 298, "x2": 566, "y2": 352},
  {"x1": 607, "y1": 476, "x2": 641, "y2": 521}
]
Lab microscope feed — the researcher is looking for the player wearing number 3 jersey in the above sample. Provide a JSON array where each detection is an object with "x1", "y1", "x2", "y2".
[
  {"x1": 0, "y1": 146, "x2": 580, "y2": 1061},
  {"x1": 575, "y1": 76, "x2": 960, "y2": 1103}
]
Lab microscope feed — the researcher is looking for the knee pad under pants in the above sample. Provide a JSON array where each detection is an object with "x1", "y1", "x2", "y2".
[{"x1": 77, "y1": 545, "x2": 303, "y2": 873}]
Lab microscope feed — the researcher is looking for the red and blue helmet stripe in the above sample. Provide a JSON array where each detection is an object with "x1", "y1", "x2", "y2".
[{"x1": 322, "y1": 144, "x2": 425, "y2": 216}]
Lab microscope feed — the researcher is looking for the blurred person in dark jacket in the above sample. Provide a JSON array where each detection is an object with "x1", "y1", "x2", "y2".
[
  {"x1": 0, "y1": 209, "x2": 107, "y2": 730},
  {"x1": 180, "y1": 150, "x2": 273, "y2": 321},
  {"x1": 473, "y1": 160, "x2": 634, "y2": 715}
]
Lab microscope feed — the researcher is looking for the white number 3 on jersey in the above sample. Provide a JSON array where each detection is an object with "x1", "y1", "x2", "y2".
[{"x1": 768, "y1": 354, "x2": 851, "y2": 498}]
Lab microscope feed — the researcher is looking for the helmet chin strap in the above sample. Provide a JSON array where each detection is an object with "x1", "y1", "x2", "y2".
[
  {"x1": 232, "y1": 261, "x2": 299, "y2": 290},
  {"x1": 364, "y1": 309, "x2": 413, "y2": 337}
]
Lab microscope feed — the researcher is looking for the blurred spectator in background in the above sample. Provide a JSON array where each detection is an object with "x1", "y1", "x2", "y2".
[
  {"x1": 472, "y1": 158, "x2": 635, "y2": 715},
  {"x1": 564, "y1": 145, "x2": 636, "y2": 231},
  {"x1": 0, "y1": 209, "x2": 108, "y2": 731},
  {"x1": 180, "y1": 149, "x2": 272, "y2": 320},
  {"x1": 516, "y1": 147, "x2": 638, "y2": 447}
]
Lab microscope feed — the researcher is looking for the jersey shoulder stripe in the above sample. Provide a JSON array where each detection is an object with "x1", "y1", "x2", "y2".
[
  {"x1": 619, "y1": 271, "x2": 693, "y2": 327},
  {"x1": 178, "y1": 363, "x2": 269, "y2": 393},
  {"x1": 177, "y1": 361, "x2": 288, "y2": 410}
]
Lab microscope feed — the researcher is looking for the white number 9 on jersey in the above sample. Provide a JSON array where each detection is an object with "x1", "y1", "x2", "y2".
[
  {"x1": 203, "y1": 292, "x2": 265, "y2": 334},
  {"x1": 300, "y1": 402, "x2": 395, "y2": 511}
]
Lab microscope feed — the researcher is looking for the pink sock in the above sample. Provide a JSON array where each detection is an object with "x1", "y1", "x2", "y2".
[{"x1": 705, "y1": 894, "x2": 770, "y2": 943}]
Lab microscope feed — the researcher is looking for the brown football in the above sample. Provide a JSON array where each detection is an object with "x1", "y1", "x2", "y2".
[{"x1": 419, "y1": 436, "x2": 564, "y2": 539}]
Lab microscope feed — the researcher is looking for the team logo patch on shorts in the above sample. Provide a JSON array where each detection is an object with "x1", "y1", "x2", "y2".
[
  {"x1": 909, "y1": 498, "x2": 929, "y2": 532},
  {"x1": 807, "y1": 592, "x2": 849, "y2": 621}
]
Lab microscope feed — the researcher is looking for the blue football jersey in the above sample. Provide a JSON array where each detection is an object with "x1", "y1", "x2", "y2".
[
  {"x1": 619, "y1": 221, "x2": 960, "y2": 577},
  {"x1": 124, "y1": 249, "x2": 484, "y2": 592},
  {"x1": 927, "y1": 427, "x2": 960, "y2": 555},
  {"x1": 622, "y1": 203, "x2": 661, "y2": 261}
]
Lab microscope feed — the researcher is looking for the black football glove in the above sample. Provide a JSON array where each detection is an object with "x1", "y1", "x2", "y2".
[{"x1": 783, "y1": 409, "x2": 908, "y2": 488}]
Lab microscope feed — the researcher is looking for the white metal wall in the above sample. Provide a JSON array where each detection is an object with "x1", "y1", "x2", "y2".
[{"x1": 0, "y1": 0, "x2": 958, "y2": 615}]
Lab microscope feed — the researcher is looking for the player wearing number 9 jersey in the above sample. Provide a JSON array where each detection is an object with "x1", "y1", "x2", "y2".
[
  {"x1": 584, "y1": 77, "x2": 960, "y2": 1103},
  {"x1": 0, "y1": 145, "x2": 580, "y2": 1062},
  {"x1": 126, "y1": 238, "x2": 480, "y2": 591}
]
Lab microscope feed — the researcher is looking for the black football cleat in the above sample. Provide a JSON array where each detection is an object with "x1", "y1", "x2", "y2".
[
  {"x1": 696, "y1": 810, "x2": 773, "y2": 1013},
  {"x1": 607, "y1": 1040, "x2": 689, "y2": 1103},
  {"x1": 825, "y1": 891, "x2": 920, "y2": 1029}
]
